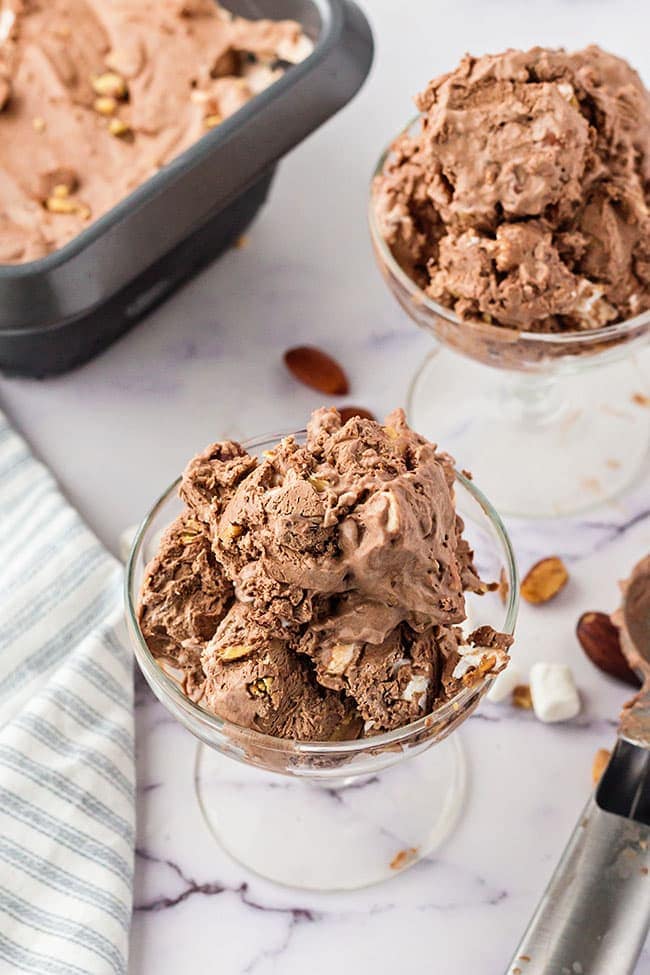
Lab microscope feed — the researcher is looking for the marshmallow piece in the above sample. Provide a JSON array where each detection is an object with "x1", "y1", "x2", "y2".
[
  {"x1": 452, "y1": 650, "x2": 485, "y2": 680},
  {"x1": 487, "y1": 665, "x2": 522, "y2": 704},
  {"x1": 119, "y1": 524, "x2": 138, "y2": 563},
  {"x1": 401, "y1": 675, "x2": 429, "y2": 705},
  {"x1": 530, "y1": 662, "x2": 581, "y2": 723}
]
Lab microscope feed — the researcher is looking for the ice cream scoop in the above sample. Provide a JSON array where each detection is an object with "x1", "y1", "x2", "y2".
[{"x1": 508, "y1": 553, "x2": 650, "y2": 975}]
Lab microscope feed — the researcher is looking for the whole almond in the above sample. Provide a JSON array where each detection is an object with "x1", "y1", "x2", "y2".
[
  {"x1": 339, "y1": 406, "x2": 376, "y2": 424},
  {"x1": 521, "y1": 556, "x2": 568, "y2": 605},
  {"x1": 577, "y1": 611, "x2": 641, "y2": 687},
  {"x1": 284, "y1": 346, "x2": 349, "y2": 395}
]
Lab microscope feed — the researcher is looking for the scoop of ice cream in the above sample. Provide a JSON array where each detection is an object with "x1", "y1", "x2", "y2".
[
  {"x1": 201, "y1": 603, "x2": 358, "y2": 739},
  {"x1": 179, "y1": 439, "x2": 258, "y2": 525},
  {"x1": 297, "y1": 620, "x2": 444, "y2": 732},
  {"x1": 194, "y1": 408, "x2": 484, "y2": 638},
  {"x1": 139, "y1": 408, "x2": 512, "y2": 740},
  {"x1": 374, "y1": 45, "x2": 650, "y2": 331},
  {"x1": 443, "y1": 624, "x2": 515, "y2": 700},
  {"x1": 612, "y1": 554, "x2": 650, "y2": 746},
  {"x1": 138, "y1": 511, "x2": 233, "y2": 700}
]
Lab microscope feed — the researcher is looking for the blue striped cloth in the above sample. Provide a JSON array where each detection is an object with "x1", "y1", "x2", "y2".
[{"x1": 0, "y1": 413, "x2": 133, "y2": 974}]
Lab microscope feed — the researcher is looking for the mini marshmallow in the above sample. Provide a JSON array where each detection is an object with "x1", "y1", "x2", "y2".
[
  {"x1": 530, "y1": 662, "x2": 581, "y2": 723},
  {"x1": 401, "y1": 675, "x2": 429, "y2": 704},
  {"x1": 486, "y1": 666, "x2": 523, "y2": 704},
  {"x1": 452, "y1": 647, "x2": 486, "y2": 680},
  {"x1": 119, "y1": 524, "x2": 138, "y2": 563}
]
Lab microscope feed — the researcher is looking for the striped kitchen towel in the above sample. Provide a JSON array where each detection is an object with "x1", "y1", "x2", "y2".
[{"x1": 0, "y1": 412, "x2": 134, "y2": 975}]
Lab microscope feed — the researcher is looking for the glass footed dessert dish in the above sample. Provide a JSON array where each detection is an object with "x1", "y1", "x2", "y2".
[
  {"x1": 126, "y1": 429, "x2": 518, "y2": 892},
  {"x1": 370, "y1": 110, "x2": 650, "y2": 520}
]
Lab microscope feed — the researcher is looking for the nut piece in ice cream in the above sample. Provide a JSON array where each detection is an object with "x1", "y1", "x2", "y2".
[
  {"x1": 373, "y1": 46, "x2": 650, "y2": 332},
  {"x1": 36, "y1": 168, "x2": 79, "y2": 203},
  {"x1": 91, "y1": 72, "x2": 128, "y2": 100},
  {"x1": 108, "y1": 118, "x2": 132, "y2": 139},
  {"x1": 138, "y1": 408, "x2": 513, "y2": 739},
  {"x1": 219, "y1": 644, "x2": 254, "y2": 661},
  {"x1": 204, "y1": 113, "x2": 223, "y2": 129},
  {"x1": 44, "y1": 184, "x2": 91, "y2": 220},
  {"x1": 94, "y1": 97, "x2": 118, "y2": 117}
]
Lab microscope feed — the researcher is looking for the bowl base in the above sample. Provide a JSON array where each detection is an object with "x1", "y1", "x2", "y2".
[
  {"x1": 194, "y1": 735, "x2": 466, "y2": 891},
  {"x1": 408, "y1": 346, "x2": 650, "y2": 519}
]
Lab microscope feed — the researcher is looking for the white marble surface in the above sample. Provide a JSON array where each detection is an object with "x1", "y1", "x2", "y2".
[{"x1": 2, "y1": 0, "x2": 650, "y2": 971}]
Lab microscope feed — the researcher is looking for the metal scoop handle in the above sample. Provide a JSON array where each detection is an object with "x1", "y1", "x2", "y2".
[{"x1": 506, "y1": 795, "x2": 650, "y2": 974}]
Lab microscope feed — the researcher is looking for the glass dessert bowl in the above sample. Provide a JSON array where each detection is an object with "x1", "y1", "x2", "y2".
[
  {"x1": 369, "y1": 120, "x2": 650, "y2": 520},
  {"x1": 126, "y1": 431, "x2": 518, "y2": 892}
]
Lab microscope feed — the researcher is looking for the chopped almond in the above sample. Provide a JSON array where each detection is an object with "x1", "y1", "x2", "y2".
[
  {"x1": 512, "y1": 684, "x2": 533, "y2": 709},
  {"x1": 592, "y1": 748, "x2": 610, "y2": 785}
]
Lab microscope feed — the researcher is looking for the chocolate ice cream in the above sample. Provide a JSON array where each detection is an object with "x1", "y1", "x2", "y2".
[
  {"x1": 138, "y1": 510, "x2": 233, "y2": 701},
  {"x1": 374, "y1": 46, "x2": 650, "y2": 332},
  {"x1": 138, "y1": 409, "x2": 512, "y2": 740},
  {"x1": 613, "y1": 554, "x2": 650, "y2": 746},
  {"x1": 0, "y1": 0, "x2": 310, "y2": 263}
]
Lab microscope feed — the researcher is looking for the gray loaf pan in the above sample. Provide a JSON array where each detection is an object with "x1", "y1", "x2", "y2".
[{"x1": 0, "y1": 0, "x2": 373, "y2": 376}]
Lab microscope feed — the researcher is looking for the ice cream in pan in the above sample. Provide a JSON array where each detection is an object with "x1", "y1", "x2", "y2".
[
  {"x1": 138, "y1": 408, "x2": 512, "y2": 741},
  {"x1": 0, "y1": 0, "x2": 310, "y2": 264},
  {"x1": 373, "y1": 45, "x2": 650, "y2": 333}
]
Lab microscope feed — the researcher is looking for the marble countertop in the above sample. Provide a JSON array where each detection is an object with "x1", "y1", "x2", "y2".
[{"x1": 2, "y1": 0, "x2": 650, "y2": 971}]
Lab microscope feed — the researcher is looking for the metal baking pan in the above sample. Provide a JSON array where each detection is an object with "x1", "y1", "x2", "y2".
[{"x1": 0, "y1": 0, "x2": 373, "y2": 377}]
